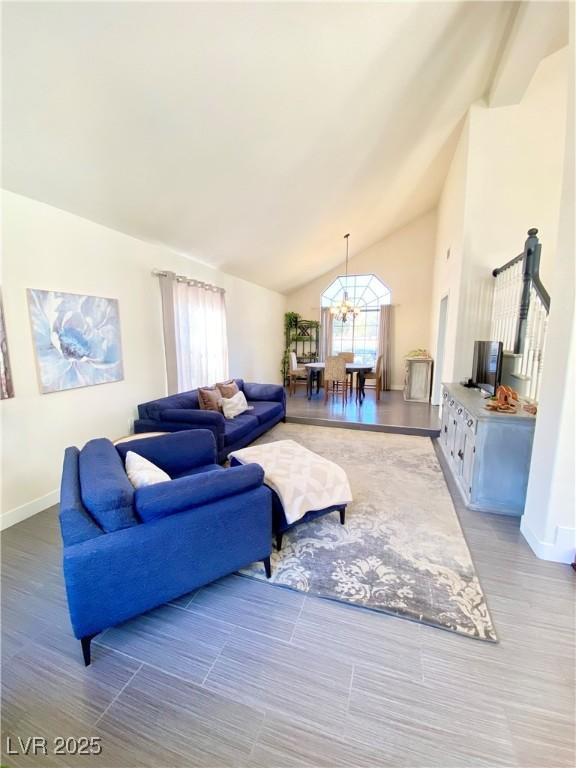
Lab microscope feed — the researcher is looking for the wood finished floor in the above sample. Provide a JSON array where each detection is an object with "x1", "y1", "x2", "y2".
[
  {"x1": 1, "y1": 439, "x2": 574, "y2": 768},
  {"x1": 286, "y1": 389, "x2": 441, "y2": 437}
]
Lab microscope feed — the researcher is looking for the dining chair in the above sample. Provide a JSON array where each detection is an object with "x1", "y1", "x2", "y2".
[
  {"x1": 288, "y1": 351, "x2": 308, "y2": 396},
  {"x1": 364, "y1": 354, "x2": 383, "y2": 400},
  {"x1": 324, "y1": 356, "x2": 348, "y2": 404},
  {"x1": 338, "y1": 352, "x2": 355, "y2": 396}
]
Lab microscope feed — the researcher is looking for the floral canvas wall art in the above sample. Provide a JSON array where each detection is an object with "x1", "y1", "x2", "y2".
[
  {"x1": 27, "y1": 289, "x2": 124, "y2": 394},
  {"x1": 1, "y1": 291, "x2": 15, "y2": 399}
]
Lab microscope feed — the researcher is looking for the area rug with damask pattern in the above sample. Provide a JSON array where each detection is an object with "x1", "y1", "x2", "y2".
[{"x1": 240, "y1": 422, "x2": 497, "y2": 642}]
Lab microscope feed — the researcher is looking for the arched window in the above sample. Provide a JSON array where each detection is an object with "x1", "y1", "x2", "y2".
[{"x1": 321, "y1": 274, "x2": 391, "y2": 365}]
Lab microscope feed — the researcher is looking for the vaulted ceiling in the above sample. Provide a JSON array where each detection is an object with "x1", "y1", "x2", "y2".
[{"x1": 1, "y1": 2, "x2": 566, "y2": 293}]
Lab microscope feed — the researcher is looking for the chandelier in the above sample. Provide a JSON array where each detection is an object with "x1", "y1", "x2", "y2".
[{"x1": 329, "y1": 233, "x2": 361, "y2": 323}]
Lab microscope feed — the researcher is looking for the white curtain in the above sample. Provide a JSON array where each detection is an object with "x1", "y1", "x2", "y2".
[
  {"x1": 378, "y1": 304, "x2": 393, "y2": 391},
  {"x1": 319, "y1": 307, "x2": 333, "y2": 361},
  {"x1": 159, "y1": 272, "x2": 229, "y2": 393}
]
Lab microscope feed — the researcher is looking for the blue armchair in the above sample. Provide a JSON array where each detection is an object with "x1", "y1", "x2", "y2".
[
  {"x1": 135, "y1": 379, "x2": 286, "y2": 462},
  {"x1": 59, "y1": 430, "x2": 272, "y2": 665}
]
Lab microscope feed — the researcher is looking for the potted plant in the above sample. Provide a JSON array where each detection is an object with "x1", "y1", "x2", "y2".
[{"x1": 282, "y1": 312, "x2": 301, "y2": 384}]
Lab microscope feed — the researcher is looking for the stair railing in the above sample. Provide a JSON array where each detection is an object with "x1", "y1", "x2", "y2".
[{"x1": 491, "y1": 228, "x2": 550, "y2": 401}]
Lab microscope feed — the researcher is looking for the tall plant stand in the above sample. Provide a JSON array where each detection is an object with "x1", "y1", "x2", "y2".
[{"x1": 283, "y1": 316, "x2": 319, "y2": 386}]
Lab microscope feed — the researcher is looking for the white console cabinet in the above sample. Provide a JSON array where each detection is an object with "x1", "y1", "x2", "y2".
[
  {"x1": 438, "y1": 384, "x2": 536, "y2": 516},
  {"x1": 404, "y1": 357, "x2": 433, "y2": 402}
]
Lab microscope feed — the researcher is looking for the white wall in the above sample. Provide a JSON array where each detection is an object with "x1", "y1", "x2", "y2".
[
  {"x1": 521, "y1": 28, "x2": 575, "y2": 565},
  {"x1": 429, "y1": 47, "x2": 569, "y2": 386},
  {"x1": 427, "y1": 44, "x2": 573, "y2": 562},
  {"x1": 226, "y1": 279, "x2": 285, "y2": 384},
  {"x1": 464, "y1": 45, "x2": 568, "y2": 297},
  {"x1": 1, "y1": 191, "x2": 285, "y2": 527},
  {"x1": 286, "y1": 211, "x2": 437, "y2": 389},
  {"x1": 429, "y1": 118, "x2": 470, "y2": 399}
]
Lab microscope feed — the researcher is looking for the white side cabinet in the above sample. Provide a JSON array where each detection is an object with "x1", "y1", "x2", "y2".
[
  {"x1": 404, "y1": 357, "x2": 433, "y2": 402},
  {"x1": 438, "y1": 384, "x2": 536, "y2": 516}
]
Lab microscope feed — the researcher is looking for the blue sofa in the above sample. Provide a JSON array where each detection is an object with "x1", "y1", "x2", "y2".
[
  {"x1": 134, "y1": 379, "x2": 286, "y2": 463},
  {"x1": 59, "y1": 429, "x2": 272, "y2": 665}
]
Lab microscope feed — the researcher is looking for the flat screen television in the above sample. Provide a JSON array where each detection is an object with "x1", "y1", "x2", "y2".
[{"x1": 471, "y1": 340, "x2": 503, "y2": 395}]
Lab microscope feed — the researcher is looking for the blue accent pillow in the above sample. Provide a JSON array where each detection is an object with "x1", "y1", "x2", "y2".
[
  {"x1": 134, "y1": 464, "x2": 264, "y2": 523},
  {"x1": 79, "y1": 439, "x2": 139, "y2": 532},
  {"x1": 115, "y1": 430, "x2": 217, "y2": 476},
  {"x1": 59, "y1": 447, "x2": 104, "y2": 545}
]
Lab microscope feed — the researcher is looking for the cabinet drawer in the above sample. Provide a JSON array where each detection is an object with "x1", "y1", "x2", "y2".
[
  {"x1": 462, "y1": 428, "x2": 476, "y2": 495},
  {"x1": 464, "y1": 413, "x2": 476, "y2": 434}
]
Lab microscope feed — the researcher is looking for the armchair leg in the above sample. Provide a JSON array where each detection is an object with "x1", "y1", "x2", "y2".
[
  {"x1": 263, "y1": 556, "x2": 272, "y2": 579},
  {"x1": 80, "y1": 634, "x2": 96, "y2": 667},
  {"x1": 339, "y1": 508, "x2": 346, "y2": 525},
  {"x1": 276, "y1": 532, "x2": 284, "y2": 550}
]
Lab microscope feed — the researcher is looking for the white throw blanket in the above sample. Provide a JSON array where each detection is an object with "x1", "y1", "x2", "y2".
[{"x1": 229, "y1": 439, "x2": 353, "y2": 525}]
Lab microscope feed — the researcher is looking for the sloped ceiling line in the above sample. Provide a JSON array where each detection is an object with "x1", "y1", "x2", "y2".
[{"x1": 3, "y1": 1, "x2": 566, "y2": 293}]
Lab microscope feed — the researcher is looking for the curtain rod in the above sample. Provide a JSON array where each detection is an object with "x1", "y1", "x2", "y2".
[{"x1": 152, "y1": 270, "x2": 225, "y2": 294}]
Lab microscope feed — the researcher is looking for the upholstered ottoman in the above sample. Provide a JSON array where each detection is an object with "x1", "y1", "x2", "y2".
[{"x1": 229, "y1": 439, "x2": 352, "y2": 550}]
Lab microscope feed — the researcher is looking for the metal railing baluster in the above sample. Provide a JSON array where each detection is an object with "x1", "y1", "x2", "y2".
[{"x1": 490, "y1": 229, "x2": 550, "y2": 402}]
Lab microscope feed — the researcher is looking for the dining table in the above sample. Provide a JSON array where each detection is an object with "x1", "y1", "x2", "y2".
[{"x1": 304, "y1": 362, "x2": 374, "y2": 404}]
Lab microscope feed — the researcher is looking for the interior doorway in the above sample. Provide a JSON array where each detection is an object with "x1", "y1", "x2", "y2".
[{"x1": 431, "y1": 295, "x2": 448, "y2": 405}]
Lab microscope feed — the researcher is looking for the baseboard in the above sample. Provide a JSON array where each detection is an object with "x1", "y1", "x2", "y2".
[
  {"x1": 0, "y1": 490, "x2": 59, "y2": 531},
  {"x1": 363, "y1": 383, "x2": 403, "y2": 392},
  {"x1": 520, "y1": 518, "x2": 575, "y2": 564},
  {"x1": 286, "y1": 415, "x2": 439, "y2": 437}
]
